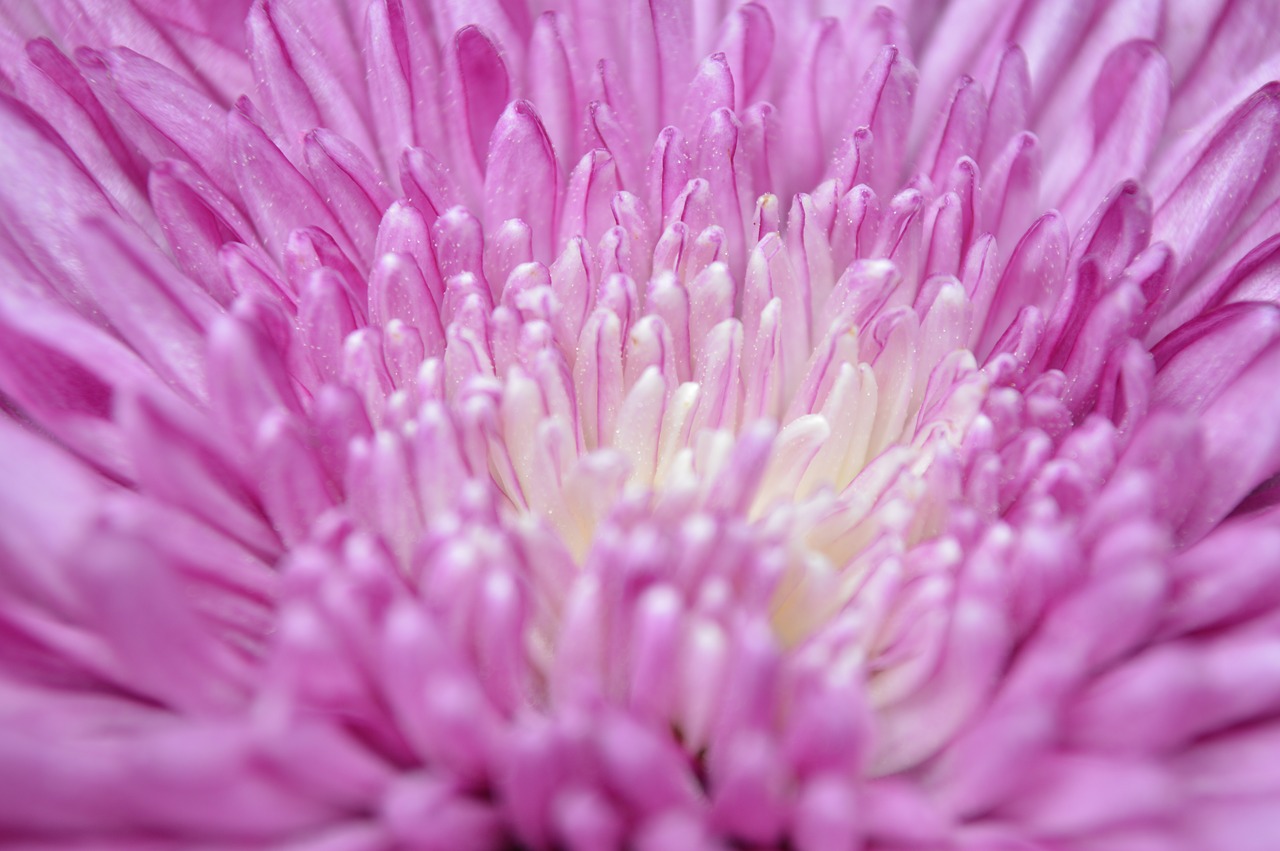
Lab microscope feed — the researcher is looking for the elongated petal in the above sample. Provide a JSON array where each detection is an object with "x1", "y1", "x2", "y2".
[{"x1": 485, "y1": 100, "x2": 558, "y2": 262}]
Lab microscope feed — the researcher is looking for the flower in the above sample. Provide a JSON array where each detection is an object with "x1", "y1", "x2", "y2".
[{"x1": 1, "y1": 0, "x2": 1280, "y2": 847}]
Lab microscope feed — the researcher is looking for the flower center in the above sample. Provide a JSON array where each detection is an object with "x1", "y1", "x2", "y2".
[{"x1": 374, "y1": 185, "x2": 994, "y2": 668}]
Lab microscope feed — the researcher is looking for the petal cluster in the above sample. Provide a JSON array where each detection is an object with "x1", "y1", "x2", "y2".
[{"x1": 1, "y1": 1, "x2": 1280, "y2": 849}]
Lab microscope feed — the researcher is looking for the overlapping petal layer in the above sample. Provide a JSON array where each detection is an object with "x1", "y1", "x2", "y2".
[{"x1": 1, "y1": 1, "x2": 1280, "y2": 848}]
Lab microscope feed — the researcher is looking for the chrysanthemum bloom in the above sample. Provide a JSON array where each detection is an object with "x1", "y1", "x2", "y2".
[{"x1": 2, "y1": 0, "x2": 1280, "y2": 847}]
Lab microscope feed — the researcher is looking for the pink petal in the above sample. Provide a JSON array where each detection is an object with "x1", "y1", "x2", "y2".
[
  {"x1": 79, "y1": 216, "x2": 221, "y2": 402},
  {"x1": 1163, "y1": 506, "x2": 1280, "y2": 635},
  {"x1": 1151, "y1": 302, "x2": 1280, "y2": 413},
  {"x1": 1179, "y1": 338, "x2": 1280, "y2": 542},
  {"x1": 0, "y1": 290, "x2": 164, "y2": 481},
  {"x1": 851, "y1": 45, "x2": 918, "y2": 200},
  {"x1": 0, "y1": 90, "x2": 126, "y2": 311},
  {"x1": 562, "y1": 149, "x2": 621, "y2": 250},
  {"x1": 526, "y1": 12, "x2": 578, "y2": 166},
  {"x1": 485, "y1": 100, "x2": 559, "y2": 263},
  {"x1": 977, "y1": 211, "x2": 1069, "y2": 360},
  {"x1": 1153, "y1": 82, "x2": 1280, "y2": 307},
  {"x1": 0, "y1": 416, "x2": 109, "y2": 614},
  {"x1": 627, "y1": 0, "x2": 693, "y2": 134},
  {"x1": 979, "y1": 44, "x2": 1030, "y2": 169},
  {"x1": 118, "y1": 389, "x2": 279, "y2": 558},
  {"x1": 93, "y1": 47, "x2": 235, "y2": 199},
  {"x1": 18, "y1": 38, "x2": 153, "y2": 227},
  {"x1": 448, "y1": 24, "x2": 510, "y2": 182},
  {"x1": 1056, "y1": 41, "x2": 1170, "y2": 227},
  {"x1": 149, "y1": 158, "x2": 258, "y2": 303},
  {"x1": 999, "y1": 752, "x2": 1177, "y2": 838},
  {"x1": 303, "y1": 128, "x2": 393, "y2": 263},
  {"x1": 921, "y1": 74, "x2": 986, "y2": 187},
  {"x1": 227, "y1": 103, "x2": 357, "y2": 261},
  {"x1": 715, "y1": 2, "x2": 774, "y2": 110}
]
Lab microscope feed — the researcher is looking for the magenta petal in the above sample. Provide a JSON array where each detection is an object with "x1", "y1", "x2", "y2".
[
  {"x1": 1184, "y1": 798, "x2": 1280, "y2": 851},
  {"x1": 1069, "y1": 623, "x2": 1280, "y2": 754},
  {"x1": 0, "y1": 290, "x2": 170, "y2": 481},
  {"x1": 1000, "y1": 752, "x2": 1177, "y2": 838},
  {"x1": 861, "y1": 778, "x2": 951, "y2": 846},
  {"x1": 369, "y1": 253, "x2": 446, "y2": 358},
  {"x1": 646, "y1": 126, "x2": 691, "y2": 226},
  {"x1": 979, "y1": 44, "x2": 1030, "y2": 169},
  {"x1": 449, "y1": 25, "x2": 510, "y2": 178},
  {"x1": 737, "y1": 103, "x2": 776, "y2": 204},
  {"x1": 494, "y1": 249, "x2": 544, "y2": 318},
  {"x1": 1165, "y1": 507, "x2": 1280, "y2": 635},
  {"x1": 3, "y1": 3, "x2": 1280, "y2": 847},
  {"x1": 220, "y1": 240, "x2": 296, "y2": 312},
  {"x1": 715, "y1": 2, "x2": 774, "y2": 109},
  {"x1": 58, "y1": 0, "x2": 253, "y2": 99},
  {"x1": 573, "y1": 306, "x2": 624, "y2": 451},
  {"x1": 303, "y1": 128, "x2": 393, "y2": 263},
  {"x1": 1034, "y1": 0, "x2": 1163, "y2": 141},
  {"x1": 690, "y1": 318, "x2": 743, "y2": 435},
  {"x1": 207, "y1": 308, "x2": 304, "y2": 448},
  {"x1": 1217, "y1": 230, "x2": 1280, "y2": 310},
  {"x1": 921, "y1": 75, "x2": 986, "y2": 187},
  {"x1": 254, "y1": 409, "x2": 337, "y2": 546},
  {"x1": 364, "y1": 0, "x2": 442, "y2": 162},
  {"x1": 598, "y1": 712, "x2": 701, "y2": 817},
  {"x1": 646, "y1": 272, "x2": 691, "y2": 382},
  {"x1": 978, "y1": 130, "x2": 1041, "y2": 255},
  {"x1": 288, "y1": 225, "x2": 367, "y2": 309},
  {"x1": 708, "y1": 731, "x2": 788, "y2": 844},
  {"x1": 1151, "y1": 302, "x2": 1280, "y2": 414},
  {"x1": 627, "y1": 0, "x2": 693, "y2": 133},
  {"x1": 399, "y1": 145, "x2": 459, "y2": 225},
  {"x1": 1179, "y1": 339, "x2": 1280, "y2": 542},
  {"x1": 485, "y1": 100, "x2": 559, "y2": 263},
  {"x1": 150, "y1": 158, "x2": 258, "y2": 303},
  {"x1": 439, "y1": 0, "x2": 527, "y2": 71},
  {"x1": 376, "y1": 199, "x2": 442, "y2": 289},
  {"x1": 0, "y1": 416, "x2": 111, "y2": 614},
  {"x1": 249, "y1": 0, "x2": 373, "y2": 157},
  {"x1": 562, "y1": 149, "x2": 621, "y2": 250},
  {"x1": 851, "y1": 46, "x2": 918, "y2": 200},
  {"x1": 977, "y1": 211, "x2": 1069, "y2": 360},
  {"x1": 791, "y1": 775, "x2": 861, "y2": 851},
  {"x1": 0, "y1": 715, "x2": 334, "y2": 838},
  {"x1": 73, "y1": 521, "x2": 253, "y2": 713},
  {"x1": 1059, "y1": 279, "x2": 1145, "y2": 416},
  {"x1": 227, "y1": 105, "x2": 356, "y2": 261},
  {"x1": 245, "y1": 0, "x2": 320, "y2": 150},
  {"x1": 19, "y1": 38, "x2": 153, "y2": 223},
  {"x1": 553, "y1": 787, "x2": 625, "y2": 851},
  {"x1": 1057, "y1": 41, "x2": 1169, "y2": 227},
  {"x1": 95, "y1": 47, "x2": 236, "y2": 199},
  {"x1": 434, "y1": 207, "x2": 490, "y2": 303},
  {"x1": 1070, "y1": 180, "x2": 1152, "y2": 282},
  {"x1": 910, "y1": 0, "x2": 1016, "y2": 147},
  {"x1": 361, "y1": 0, "x2": 414, "y2": 156},
  {"x1": 80, "y1": 216, "x2": 221, "y2": 402},
  {"x1": 1154, "y1": 83, "x2": 1280, "y2": 305},
  {"x1": 1166, "y1": 0, "x2": 1280, "y2": 134},
  {"x1": 0, "y1": 91, "x2": 125, "y2": 311},
  {"x1": 311, "y1": 383, "x2": 372, "y2": 485},
  {"x1": 118, "y1": 388, "x2": 279, "y2": 558},
  {"x1": 679, "y1": 52, "x2": 734, "y2": 142},
  {"x1": 526, "y1": 12, "x2": 578, "y2": 166},
  {"x1": 697, "y1": 108, "x2": 746, "y2": 274},
  {"x1": 101, "y1": 490, "x2": 277, "y2": 625}
]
